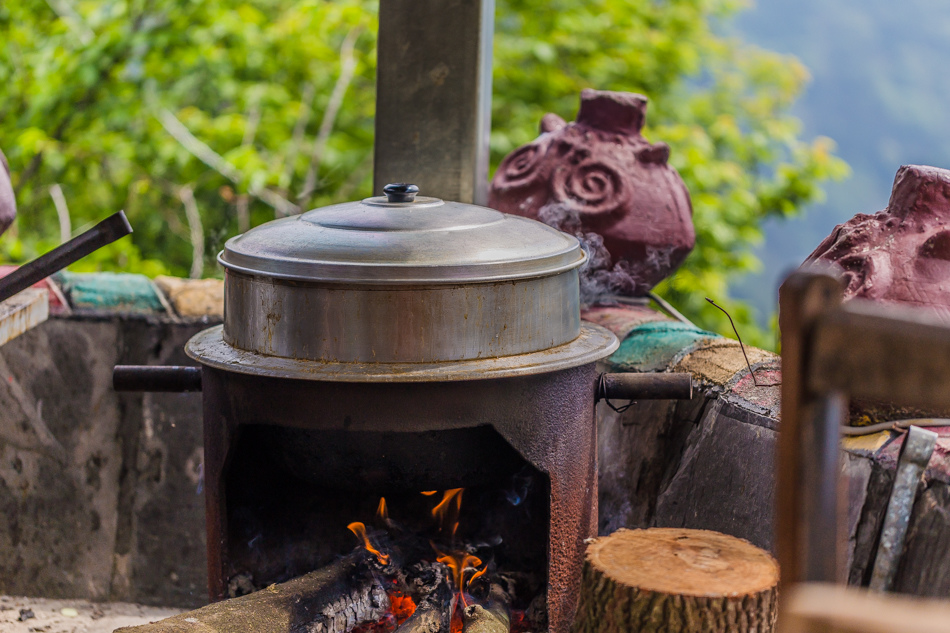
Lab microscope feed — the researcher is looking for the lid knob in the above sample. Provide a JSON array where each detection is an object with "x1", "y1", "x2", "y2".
[{"x1": 383, "y1": 183, "x2": 419, "y2": 203}]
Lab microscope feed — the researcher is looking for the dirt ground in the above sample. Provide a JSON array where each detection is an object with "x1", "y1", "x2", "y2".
[{"x1": 0, "y1": 596, "x2": 181, "y2": 633}]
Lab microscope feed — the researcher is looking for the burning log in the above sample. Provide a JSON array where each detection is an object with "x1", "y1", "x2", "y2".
[
  {"x1": 395, "y1": 561, "x2": 455, "y2": 633},
  {"x1": 462, "y1": 604, "x2": 510, "y2": 633},
  {"x1": 394, "y1": 600, "x2": 448, "y2": 633},
  {"x1": 571, "y1": 528, "x2": 778, "y2": 633},
  {"x1": 114, "y1": 553, "x2": 389, "y2": 633},
  {"x1": 462, "y1": 582, "x2": 512, "y2": 633}
]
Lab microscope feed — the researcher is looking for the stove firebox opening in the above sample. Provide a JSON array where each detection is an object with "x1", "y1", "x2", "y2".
[{"x1": 222, "y1": 424, "x2": 551, "y2": 632}]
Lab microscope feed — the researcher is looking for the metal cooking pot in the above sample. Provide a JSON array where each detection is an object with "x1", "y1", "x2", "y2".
[{"x1": 184, "y1": 182, "x2": 620, "y2": 382}]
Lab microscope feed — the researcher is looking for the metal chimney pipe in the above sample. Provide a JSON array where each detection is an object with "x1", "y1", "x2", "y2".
[{"x1": 373, "y1": 0, "x2": 495, "y2": 204}]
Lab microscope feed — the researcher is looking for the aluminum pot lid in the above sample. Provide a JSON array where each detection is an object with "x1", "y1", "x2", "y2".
[{"x1": 218, "y1": 183, "x2": 585, "y2": 284}]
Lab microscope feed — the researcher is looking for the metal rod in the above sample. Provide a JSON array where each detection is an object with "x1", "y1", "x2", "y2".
[
  {"x1": 0, "y1": 211, "x2": 133, "y2": 303},
  {"x1": 598, "y1": 372, "x2": 693, "y2": 403},
  {"x1": 113, "y1": 365, "x2": 203, "y2": 392},
  {"x1": 869, "y1": 425, "x2": 937, "y2": 591}
]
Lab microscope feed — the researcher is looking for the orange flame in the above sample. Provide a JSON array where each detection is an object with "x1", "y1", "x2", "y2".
[
  {"x1": 347, "y1": 521, "x2": 390, "y2": 565},
  {"x1": 420, "y1": 490, "x2": 438, "y2": 496},
  {"x1": 431, "y1": 489, "x2": 464, "y2": 537},
  {"x1": 433, "y1": 545, "x2": 486, "y2": 596},
  {"x1": 377, "y1": 497, "x2": 388, "y2": 520}
]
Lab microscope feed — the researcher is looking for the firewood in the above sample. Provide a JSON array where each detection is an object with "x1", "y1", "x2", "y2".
[
  {"x1": 463, "y1": 582, "x2": 512, "y2": 633},
  {"x1": 395, "y1": 601, "x2": 445, "y2": 633},
  {"x1": 571, "y1": 528, "x2": 778, "y2": 633},
  {"x1": 114, "y1": 552, "x2": 388, "y2": 633},
  {"x1": 462, "y1": 603, "x2": 510, "y2": 633},
  {"x1": 396, "y1": 563, "x2": 455, "y2": 633}
]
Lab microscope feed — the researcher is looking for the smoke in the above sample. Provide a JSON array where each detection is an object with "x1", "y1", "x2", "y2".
[{"x1": 536, "y1": 202, "x2": 655, "y2": 304}]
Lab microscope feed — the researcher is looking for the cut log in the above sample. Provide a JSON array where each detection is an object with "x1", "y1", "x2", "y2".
[
  {"x1": 571, "y1": 528, "x2": 778, "y2": 633},
  {"x1": 114, "y1": 552, "x2": 388, "y2": 633}
]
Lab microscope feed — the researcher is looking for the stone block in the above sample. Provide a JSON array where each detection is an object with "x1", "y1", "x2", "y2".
[{"x1": 153, "y1": 276, "x2": 223, "y2": 319}]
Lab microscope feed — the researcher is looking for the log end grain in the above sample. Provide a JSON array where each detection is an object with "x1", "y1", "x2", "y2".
[{"x1": 573, "y1": 528, "x2": 779, "y2": 633}]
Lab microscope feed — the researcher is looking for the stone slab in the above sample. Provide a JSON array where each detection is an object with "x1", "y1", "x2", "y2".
[
  {"x1": 0, "y1": 595, "x2": 181, "y2": 633},
  {"x1": 0, "y1": 288, "x2": 49, "y2": 347},
  {"x1": 674, "y1": 337, "x2": 775, "y2": 387},
  {"x1": 581, "y1": 304, "x2": 668, "y2": 341},
  {"x1": 153, "y1": 277, "x2": 223, "y2": 319}
]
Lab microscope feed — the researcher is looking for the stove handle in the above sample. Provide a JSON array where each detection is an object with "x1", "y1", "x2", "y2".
[
  {"x1": 113, "y1": 365, "x2": 202, "y2": 392},
  {"x1": 597, "y1": 372, "x2": 692, "y2": 405}
]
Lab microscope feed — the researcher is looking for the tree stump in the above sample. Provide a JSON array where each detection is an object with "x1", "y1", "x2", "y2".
[{"x1": 572, "y1": 528, "x2": 779, "y2": 633}]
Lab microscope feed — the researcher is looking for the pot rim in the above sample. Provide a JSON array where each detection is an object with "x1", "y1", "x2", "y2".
[{"x1": 185, "y1": 322, "x2": 619, "y2": 383}]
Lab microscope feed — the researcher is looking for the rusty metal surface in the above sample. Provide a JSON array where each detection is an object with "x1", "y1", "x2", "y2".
[
  {"x1": 598, "y1": 372, "x2": 692, "y2": 403},
  {"x1": 186, "y1": 322, "x2": 617, "y2": 382},
  {"x1": 219, "y1": 270, "x2": 582, "y2": 363},
  {"x1": 869, "y1": 425, "x2": 937, "y2": 592},
  {"x1": 200, "y1": 362, "x2": 598, "y2": 633}
]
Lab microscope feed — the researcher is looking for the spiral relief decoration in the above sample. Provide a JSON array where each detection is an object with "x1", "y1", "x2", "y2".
[
  {"x1": 552, "y1": 161, "x2": 628, "y2": 216},
  {"x1": 494, "y1": 140, "x2": 549, "y2": 190},
  {"x1": 488, "y1": 89, "x2": 695, "y2": 296}
]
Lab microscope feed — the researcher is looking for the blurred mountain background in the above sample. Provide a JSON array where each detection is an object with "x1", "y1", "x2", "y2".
[{"x1": 730, "y1": 0, "x2": 950, "y2": 323}]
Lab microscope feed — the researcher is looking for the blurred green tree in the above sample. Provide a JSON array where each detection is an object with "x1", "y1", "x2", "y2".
[{"x1": 0, "y1": 0, "x2": 846, "y2": 346}]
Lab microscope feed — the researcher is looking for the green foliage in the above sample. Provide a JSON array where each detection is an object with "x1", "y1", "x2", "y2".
[{"x1": 0, "y1": 0, "x2": 847, "y2": 348}]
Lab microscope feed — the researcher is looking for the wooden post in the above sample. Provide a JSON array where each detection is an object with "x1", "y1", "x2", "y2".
[
  {"x1": 572, "y1": 528, "x2": 779, "y2": 633},
  {"x1": 776, "y1": 270, "x2": 847, "y2": 593}
]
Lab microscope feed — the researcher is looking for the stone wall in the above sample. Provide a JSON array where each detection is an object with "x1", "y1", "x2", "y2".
[{"x1": 0, "y1": 314, "x2": 210, "y2": 608}]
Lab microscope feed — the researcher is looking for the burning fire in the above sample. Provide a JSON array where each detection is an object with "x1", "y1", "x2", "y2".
[
  {"x1": 431, "y1": 488, "x2": 464, "y2": 537},
  {"x1": 435, "y1": 549, "x2": 486, "y2": 597},
  {"x1": 345, "y1": 488, "x2": 509, "y2": 633},
  {"x1": 347, "y1": 521, "x2": 390, "y2": 566}
]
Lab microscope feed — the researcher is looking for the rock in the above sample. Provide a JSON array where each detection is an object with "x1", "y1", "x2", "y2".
[
  {"x1": 153, "y1": 276, "x2": 224, "y2": 318},
  {"x1": 806, "y1": 164, "x2": 950, "y2": 321}
]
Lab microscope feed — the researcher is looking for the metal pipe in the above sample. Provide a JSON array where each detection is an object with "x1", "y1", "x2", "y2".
[
  {"x1": 598, "y1": 372, "x2": 693, "y2": 402},
  {"x1": 113, "y1": 365, "x2": 203, "y2": 392},
  {"x1": 0, "y1": 211, "x2": 133, "y2": 303}
]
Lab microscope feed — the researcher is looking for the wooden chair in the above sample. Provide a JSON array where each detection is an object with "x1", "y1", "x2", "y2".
[{"x1": 777, "y1": 269, "x2": 950, "y2": 632}]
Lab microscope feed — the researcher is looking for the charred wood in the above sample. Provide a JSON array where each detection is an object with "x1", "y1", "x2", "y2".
[{"x1": 114, "y1": 552, "x2": 387, "y2": 633}]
